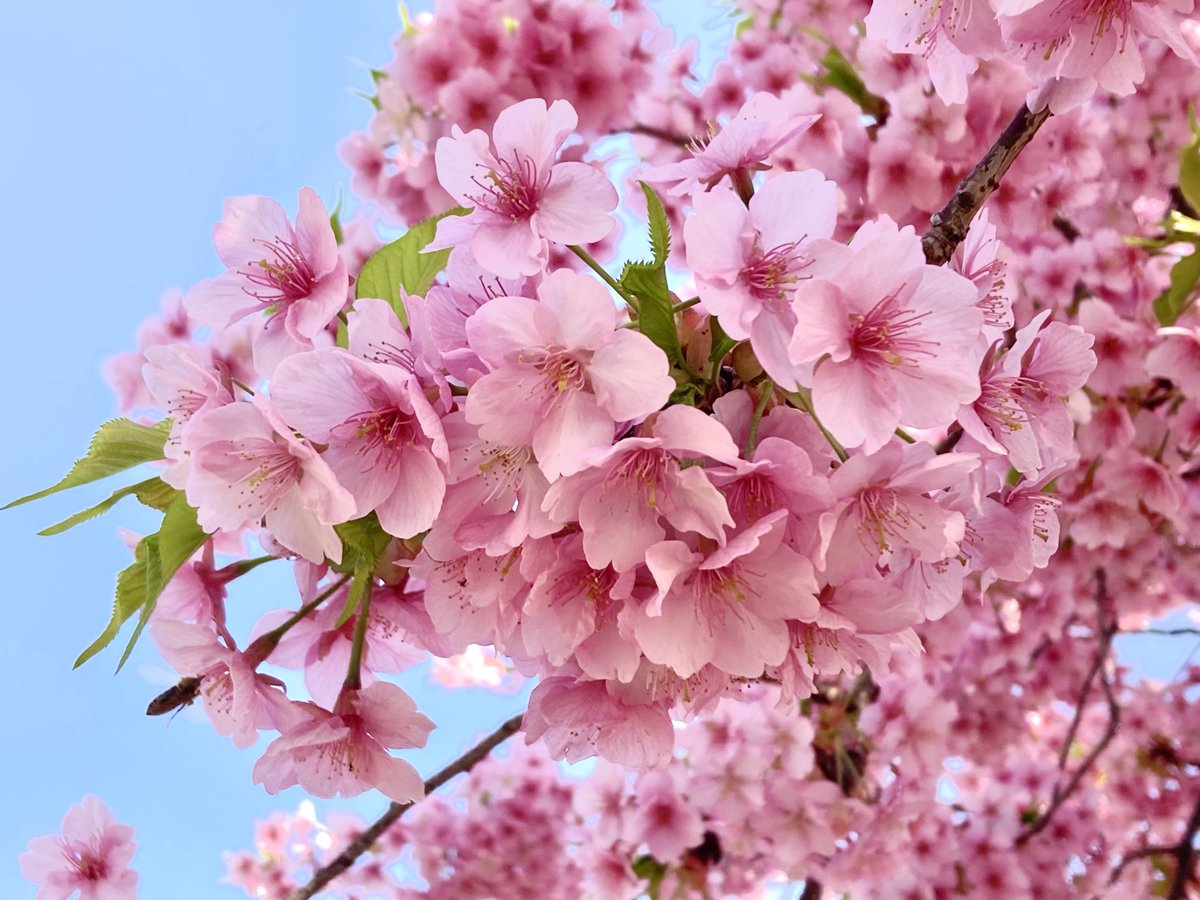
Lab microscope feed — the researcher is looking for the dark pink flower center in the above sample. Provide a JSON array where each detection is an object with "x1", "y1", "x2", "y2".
[
  {"x1": 744, "y1": 240, "x2": 809, "y2": 308},
  {"x1": 546, "y1": 564, "x2": 619, "y2": 627},
  {"x1": 239, "y1": 235, "x2": 318, "y2": 307},
  {"x1": 848, "y1": 294, "x2": 935, "y2": 369},
  {"x1": 724, "y1": 473, "x2": 783, "y2": 522},
  {"x1": 477, "y1": 444, "x2": 536, "y2": 503},
  {"x1": 60, "y1": 839, "x2": 108, "y2": 882},
  {"x1": 335, "y1": 407, "x2": 421, "y2": 468},
  {"x1": 471, "y1": 154, "x2": 547, "y2": 221},
  {"x1": 607, "y1": 448, "x2": 672, "y2": 509}
]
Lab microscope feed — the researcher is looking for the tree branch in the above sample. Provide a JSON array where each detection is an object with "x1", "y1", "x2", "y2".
[
  {"x1": 1017, "y1": 570, "x2": 1120, "y2": 846},
  {"x1": 922, "y1": 103, "x2": 1052, "y2": 265},
  {"x1": 1110, "y1": 791, "x2": 1200, "y2": 897},
  {"x1": 285, "y1": 712, "x2": 526, "y2": 900}
]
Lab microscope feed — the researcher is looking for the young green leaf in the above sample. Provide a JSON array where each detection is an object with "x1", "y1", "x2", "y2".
[
  {"x1": 115, "y1": 493, "x2": 207, "y2": 671},
  {"x1": 5, "y1": 418, "x2": 170, "y2": 509},
  {"x1": 332, "y1": 514, "x2": 391, "y2": 625},
  {"x1": 1180, "y1": 106, "x2": 1200, "y2": 214},
  {"x1": 38, "y1": 477, "x2": 178, "y2": 536},
  {"x1": 620, "y1": 183, "x2": 682, "y2": 364},
  {"x1": 354, "y1": 207, "x2": 468, "y2": 325},
  {"x1": 639, "y1": 181, "x2": 671, "y2": 267},
  {"x1": 1152, "y1": 247, "x2": 1200, "y2": 327},
  {"x1": 73, "y1": 493, "x2": 207, "y2": 670}
]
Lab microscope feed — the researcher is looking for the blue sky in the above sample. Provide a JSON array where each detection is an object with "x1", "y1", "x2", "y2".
[{"x1": 2, "y1": 3, "x2": 1195, "y2": 898}]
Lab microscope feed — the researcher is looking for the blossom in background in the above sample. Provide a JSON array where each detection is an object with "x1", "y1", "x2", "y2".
[{"x1": 20, "y1": 795, "x2": 138, "y2": 900}]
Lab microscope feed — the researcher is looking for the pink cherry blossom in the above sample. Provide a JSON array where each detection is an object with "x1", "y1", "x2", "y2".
[
  {"x1": 185, "y1": 188, "x2": 348, "y2": 374},
  {"x1": 789, "y1": 220, "x2": 984, "y2": 453},
  {"x1": 271, "y1": 349, "x2": 448, "y2": 539},
  {"x1": 253, "y1": 681, "x2": 434, "y2": 803},
  {"x1": 642, "y1": 91, "x2": 820, "y2": 197},
  {"x1": 20, "y1": 796, "x2": 138, "y2": 900},
  {"x1": 464, "y1": 267, "x2": 674, "y2": 479},
  {"x1": 819, "y1": 442, "x2": 979, "y2": 584},
  {"x1": 957, "y1": 310, "x2": 1097, "y2": 474},
  {"x1": 142, "y1": 343, "x2": 233, "y2": 488},
  {"x1": 150, "y1": 619, "x2": 289, "y2": 749},
  {"x1": 999, "y1": 0, "x2": 1198, "y2": 112},
  {"x1": 684, "y1": 171, "x2": 837, "y2": 387},
  {"x1": 429, "y1": 98, "x2": 618, "y2": 278},
  {"x1": 633, "y1": 510, "x2": 819, "y2": 678},
  {"x1": 542, "y1": 405, "x2": 741, "y2": 572},
  {"x1": 181, "y1": 399, "x2": 356, "y2": 563}
]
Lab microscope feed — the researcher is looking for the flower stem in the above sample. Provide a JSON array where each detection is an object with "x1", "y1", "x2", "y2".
[
  {"x1": 568, "y1": 245, "x2": 640, "y2": 311},
  {"x1": 342, "y1": 579, "x2": 374, "y2": 692},
  {"x1": 783, "y1": 389, "x2": 847, "y2": 461},
  {"x1": 743, "y1": 379, "x2": 774, "y2": 458},
  {"x1": 246, "y1": 573, "x2": 350, "y2": 665}
]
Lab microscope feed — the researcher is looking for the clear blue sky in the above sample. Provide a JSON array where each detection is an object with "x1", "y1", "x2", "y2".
[
  {"x1": 2, "y1": 3, "x2": 1193, "y2": 898},
  {"x1": 0, "y1": 2, "x2": 733, "y2": 897}
]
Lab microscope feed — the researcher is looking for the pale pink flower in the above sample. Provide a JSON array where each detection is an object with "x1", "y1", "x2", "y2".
[
  {"x1": 633, "y1": 510, "x2": 819, "y2": 678},
  {"x1": 789, "y1": 220, "x2": 984, "y2": 453},
  {"x1": 253, "y1": 681, "x2": 434, "y2": 803},
  {"x1": 347, "y1": 296, "x2": 450, "y2": 409},
  {"x1": 864, "y1": 0, "x2": 1003, "y2": 104},
  {"x1": 271, "y1": 348, "x2": 448, "y2": 539},
  {"x1": 524, "y1": 677, "x2": 674, "y2": 769},
  {"x1": 629, "y1": 772, "x2": 705, "y2": 862},
  {"x1": 542, "y1": 405, "x2": 740, "y2": 572},
  {"x1": 999, "y1": 0, "x2": 1198, "y2": 112},
  {"x1": 958, "y1": 310, "x2": 1096, "y2": 474},
  {"x1": 181, "y1": 399, "x2": 356, "y2": 563},
  {"x1": 429, "y1": 98, "x2": 618, "y2": 278},
  {"x1": 949, "y1": 209, "x2": 1014, "y2": 338},
  {"x1": 1146, "y1": 326, "x2": 1200, "y2": 402},
  {"x1": 465, "y1": 267, "x2": 674, "y2": 479},
  {"x1": 142, "y1": 343, "x2": 233, "y2": 488},
  {"x1": 185, "y1": 188, "x2": 348, "y2": 374},
  {"x1": 422, "y1": 411, "x2": 555, "y2": 559},
  {"x1": 20, "y1": 795, "x2": 138, "y2": 900},
  {"x1": 818, "y1": 442, "x2": 979, "y2": 583},
  {"x1": 642, "y1": 92, "x2": 820, "y2": 196},
  {"x1": 151, "y1": 619, "x2": 288, "y2": 749},
  {"x1": 684, "y1": 171, "x2": 837, "y2": 387}
]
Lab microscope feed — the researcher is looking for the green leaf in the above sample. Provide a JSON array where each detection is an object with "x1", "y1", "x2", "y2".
[
  {"x1": 38, "y1": 477, "x2": 178, "y2": 536},
  {"x1": 1152, "y1": 247, "x2": 1200, "y2": 326},
  {"x1": 800, "y1": 31, "x2": 888, "y2": 122},
  {"x1": 5, "y1": 419, "x2": 170, "y2": 509},
  {"x1": 639, "y1": 181, "x2": 671, "y2": 268},
  {"x1": 355, "y1": 207, "x2": 469, "y2": 325},
  {"x1": 73, "y1": 493, "x2": 206, "y2": 670},
  {"x1": 116, "y1": 493, "x2": 207, "y2": 671},
  {"x1": 1180, "y1": 106, "x2": 1200, "y2": 214},
  {"x1": 332, "y1": 514, "x2": 391, "y2": 625},
  {"x1": 619, "y1": 184, "x2": 681, "y2": 365},
  {"x1": 630, "y1": 855, "x2": 667, "y2": 900},
  {"x1": 708, "y1": 317, "x2": 739, "y2": 365}
]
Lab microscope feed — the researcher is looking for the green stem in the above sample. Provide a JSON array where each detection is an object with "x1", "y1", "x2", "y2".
[
  {"x1": 568, "y1": 245, "x2": 640, "y2": 311},
  {"x1": 673, "y1": 297, "x2": 701, "y2": 314},
  {"x1": 252, "y1": 574, "x2": 350, "y2": 655},
  {"x1": 743, "y1": 379, "x2": 773, "y2": 458},
  {"x1": 342, "y1": 580, "x2": 374, "y2": 691},
  {"x1": 220, "y1": 554, "x2": 278, "y2": 578},
  {"x1": 783, "y1": 389, "x2": 848, "y2": 461}
]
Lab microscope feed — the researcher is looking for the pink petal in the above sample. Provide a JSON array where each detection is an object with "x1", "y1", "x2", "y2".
[
  {"x1": 537, "y1": 162, "x2": 618, "y2": 245},
  {"x1": 588, "y1": 330, "x2": 673, "y2": 422}
]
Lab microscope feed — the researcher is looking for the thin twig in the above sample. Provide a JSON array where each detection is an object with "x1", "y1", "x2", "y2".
[
  {"x1": 623, "y1": 122, "x2": 696, "y2": 148},
  {"x1": 922, "y1": 103, "x2": 1052, "y2": 265},
  {"x1": 285, "y1": 712, "x2": 526, "y2": 900},
  {"x1": 1017, "y1": 570, "x2": 1120, "y2": 846},
  {"x1": 799, "y1": 878, "x2": 823, "y2": 900}
]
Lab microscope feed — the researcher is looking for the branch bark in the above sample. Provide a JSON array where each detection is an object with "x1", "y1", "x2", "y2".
[
  {"x1": 922, "y1": 103, "x2": 1052, "y2": 265},
  {"x1": 285, "y1": 711, "x2": 526, "y2": 900}
]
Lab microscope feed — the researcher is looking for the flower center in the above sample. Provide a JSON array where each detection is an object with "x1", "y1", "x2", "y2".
[
  {"x1": 239, "y1": 235, "x2": 317, "y2": 307},
  {"x1": 335, "y1": 407, "x2": 420, "y2": 469},
  {"x1": 471, "y1": 153, "x2": 546, "y2": 221},
  {"x1": 744, "y1": 240, "x2": 809, "y2": 307},
  {"x1": 607, "y1": 448, "x2": 672, "y2": 510},
  {"x1": 205, "y1": 438, "x2": 300, "y2": 511},
  {"x1": 60, "y1": 840, "x2": 109, "y2": 882},
  {"x1": 855, "y1": 486, "x2": 916, "y2": 553},
  {"x1": 849, "y1": 294, "x2": 935, "y2": 369}
]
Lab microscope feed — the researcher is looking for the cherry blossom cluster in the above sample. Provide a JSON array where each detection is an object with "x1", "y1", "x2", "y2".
[{"x1": 22, "y1": 0, "x2": 1200, "y2": 897}]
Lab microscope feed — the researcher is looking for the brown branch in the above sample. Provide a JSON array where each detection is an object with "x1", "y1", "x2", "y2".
[
  {"x1": 1017, "y1": 570, "x2": 1120, "y2": 846},
  {"x1": 922, "y1": 103, "x2": 1052, "y2": 265},
  {"x1": 800, "y1": 878, "x2": 823, "y2": 900},
  {"x1": 1109, "y1": 791, "x2": 1200, "y2": 897},
  {"x1": 623, "y1": 122, "x2": 696, "y2": 148},
  {"x1": 285, "y1": 712, "x2": 526, "y2": 900}
]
